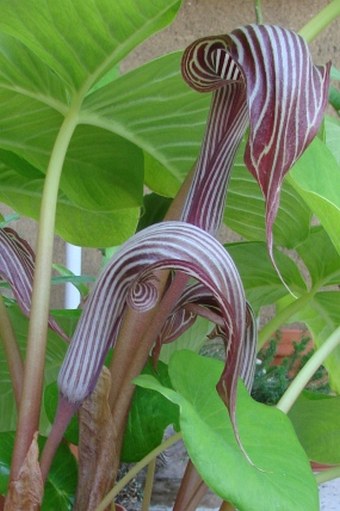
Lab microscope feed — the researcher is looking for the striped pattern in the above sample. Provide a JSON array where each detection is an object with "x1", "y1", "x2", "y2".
[
  {"x1": 0, "y1": 228, "x2": 35, "y2": 316},
  {"x1": 158, "y1": 280, "x2": 257, "y2": 394},
  {"x1": 58, "y1": 221, "x2": 247, "y2": 417},
  {"x1": 227, "y1": 24, "x2": 330, "y2": 261},
  {"x1": 0, "y1": 228, "x2": 67, "y2": 340},
  {"x1": 180, "y1": 35, "x2": 248, "y2": 235}
]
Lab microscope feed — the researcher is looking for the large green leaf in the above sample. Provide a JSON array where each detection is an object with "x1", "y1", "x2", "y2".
[
  {"x1": 291, "y1": 227, "x2": 340, "y2": 392},
  {"x1": 81, "y1": 51, "x2": 209, "y2": 190},
  {"x1": 0, "y1": 162, "x2": 140, "y2": 246},
  {"x1": 136, "y1": 351, "x2": 318, "y2": 511},
  {"x1": 0, "y1": 432, "x2": 77, "y2": 510},
  {"x1": 0, "y1": 0, "x2": 182, "y2": 91},
  {"x1": 289, "y1": 391, "x2": 340, "y2": 465},
  {"x1": 0, "y1": 304, "x2": 67, "y2": 432},
  {"x1": 296, "y1": 226, "x2": 340, "y2": 288},
  {"x1": 0, "y1": 1, "x2": 183, "y2": 245},
  {"x1": 226, "y1": 241, "x2": 306, "y2": 313},
  {"x1": 323, "y1": 116, "x2": 340, "y2": 165},
  {"x1": 225, "y1": 141, "x2": 312, "y2": 248},
  {"x1": 288, "y1": 136, "x2": 340, "y2": 255},
  {"x1": 292, "y1": 293, "x2": 340, "y2": 393}
]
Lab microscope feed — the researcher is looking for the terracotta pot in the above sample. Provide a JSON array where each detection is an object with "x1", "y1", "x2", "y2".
[
  {"x1": 271, "y1": 328, "x2": 313, "y2": 363},
  {"x1": 264, "y1": 327, "x2": 314, "y2": 377}
]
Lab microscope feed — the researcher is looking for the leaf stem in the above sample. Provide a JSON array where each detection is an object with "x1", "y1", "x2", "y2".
[
  {"x1": 299, "y1": 0, "x2": 340, "y2": 42},
  {"x1": 0, "y1": 296, "x2": 24, "y2": 408},
  {"x1": 276, "y1": 326, "x2": 340, "y2": 414},
  {"x1": 258, "y1": 291, "x2": 314, "y2": 349},
  {"x1": 95, "y1": 432, "x2": 182, "y2": 511},
  {"x1": 254, "y1": 0, "x2": 263, "y2": 24},
  {"x1": 315, "y1": 465, "x2": 340, "y2": 484},
  {"x1": 9, "y1": 105, "x2": 79, "y2": 481},
  {"x1": 141, "y1": 458, "x2": 156, "y2": 511}
]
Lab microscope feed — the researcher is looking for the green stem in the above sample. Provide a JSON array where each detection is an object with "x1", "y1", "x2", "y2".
[
  {"x1": 299, "y1": 0, "x2": 340, "y2": 42},
  {"x1": 95, "y1": 432, "x2": 182, "y2": 511},
  {"x1": 254, "y1": 0, "x2": 263, "y2": 24},
  {"x1": 258, "y1": 291, "x2": 314, "y2": 349},
  {"x1": 276, "y1": 326, "x2": 340, "y2": 414},
  {"x1": 142, "y1": 458, "x2": 156, "y2": 511},
  {"x1": 0, "y1": 295, "x2": 24, "y2": 408},
  {"x1": 9, "y1": 105, "x2": 80, "y2": 480},
  {"x1": 315, "y1": 465, "x2": 340, "y2": 484}
]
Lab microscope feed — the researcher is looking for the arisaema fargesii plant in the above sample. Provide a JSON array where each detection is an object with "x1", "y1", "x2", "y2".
[{"x1": 0, "y1": 1, "x2": 339, "y2": 510}]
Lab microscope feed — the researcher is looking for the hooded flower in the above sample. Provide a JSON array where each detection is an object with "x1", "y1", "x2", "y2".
[{"x1": 181, "y1": 24, "x2": 330, "y2": 268}]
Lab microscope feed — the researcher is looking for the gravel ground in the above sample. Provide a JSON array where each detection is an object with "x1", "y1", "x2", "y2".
[{"x1": 319, "y1": 478, "x2": 340, "y2": 510}]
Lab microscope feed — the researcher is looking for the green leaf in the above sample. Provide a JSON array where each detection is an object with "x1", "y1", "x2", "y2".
[
  {"x1": 136, "y1": 351, "x2": 318, "y2": 511},
  {"x1": 330, "y1": 66, "x2": 340, "y2": 81},
  {"x1": 0, "y1": 304, "x2": 67, "y2": 432},
  {"x1": 121, "y1": 359, "x2": 179, "y2": 462},
  {"x1": 288, "y1": 136, "x2": 340, "y2": 256},
  {"x1": 61, "y1": 126, "x2": 144, "y2": 211},
  {"x1": 291, "y1": 293, "x2": 340, "y2": 393},
  {"x1": 0, "y1": 432, "x2": 77, "y2": 510},
  {"x1": 0, "y1": 1, "x2": 183, "y2": 244},
  {"x1": 288, "y1": 226, "x2": 340, "y2": 392},
  {"x1": 81, "y1": 51, "x2": 210, "y2": 189},
  {"x1": 323, "y1": 116, "x2": 340, "y2": 165},
  {"x1": 226, "y1": 241, "x2": 306, "y2": 313},
  {"x1": 0, "y1": 0, "x2": 182, "y2": 91},
  {"x1": 137, "y1": 193, "x2": 172, "y2": 231},
  {"x1": 296, "y1": 226, "x2": 340, "y2": 288},
  {"x1": 159, "y1": 316, "x2": 213, "y2": 364},
  {"x1": 289, "y1": 391, "x2": 340, "y2": 465},
  {"x1": 0, "y1": 162, "x2": 140, "y2": 246},
  {"x1": 329, "y1": 86, "x2": 340, "y2": 114},
  {"x1": 49, "y1": 309, "x2": 81, "y2": 339},
  {"x1": 225, "y1": 141, "x2": 312, "y2": 248}
]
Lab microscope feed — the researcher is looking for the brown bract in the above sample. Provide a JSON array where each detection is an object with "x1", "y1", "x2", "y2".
[
  {"x1": 4, "y1": 432, "x2": 43, "y2": 511},
  {"x1": 74, "y1": 367, "x2": 117, "y2": 511}
]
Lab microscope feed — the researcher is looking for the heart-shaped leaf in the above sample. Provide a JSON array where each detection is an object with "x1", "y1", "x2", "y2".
[
  {"x1": 0, "y1": 1, "x2": 183, "y2": 246},
  {"x1": 288, "y1": 136, "x2": 340, "y2": 256},
  {"x1": 289, "y1": 391, "x2": 340, "y2": 465},
  {"x1": 136, "y1": 350, "x2": 318, "y2": 511}
]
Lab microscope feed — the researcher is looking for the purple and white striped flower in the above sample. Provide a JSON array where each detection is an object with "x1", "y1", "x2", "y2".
[
  {"x1": 181, "y1": 24, "x2": 330, "y2": 263},
  {"x1": 58, "y1": 221, "x2": 249, "y2": 419},
  {"x1": 0, "y1": 228, "x2": 67, "y2": 340}
]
